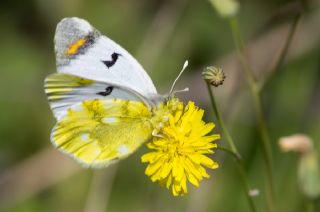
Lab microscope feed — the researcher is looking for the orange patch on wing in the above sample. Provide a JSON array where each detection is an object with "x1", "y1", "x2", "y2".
[{"x1": 67, "y1": 38, "x2": 86, "y2": 55}]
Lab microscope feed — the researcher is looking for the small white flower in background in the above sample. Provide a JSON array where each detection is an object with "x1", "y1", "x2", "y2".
[
  {"x1": 208, "y1": 0, "x2": 239, "y2": 18},
  {"x1": 278, "y1": 134, "x2": 313, "y2": 154},
  {"x1": 249, "y1": 189, "x2": 260, "y2": 197}
]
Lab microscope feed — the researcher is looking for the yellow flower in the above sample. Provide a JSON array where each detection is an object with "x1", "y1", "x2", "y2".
[{"x1": 142, "y1": 98, "x2": 220, "y2": 196}]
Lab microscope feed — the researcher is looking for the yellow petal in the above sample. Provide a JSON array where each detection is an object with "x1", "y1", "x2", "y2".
[
  {"x1": 151, "y1": 173, "x2": 160, "y2": 182},
  {"x1": 172, "y1": 158, "x2": 184, "y2": 181},
  {"x1": 181, "y1": 175, "x2": 188, "y2": 194},
  {"x1": 200, "y1": 155, "x2": 215, "y2": 167},
  {"x1": 145, "y1": 159, "x2": 162, "y2": 176},
  {"x1": 141, "y1": 152, "x2": 157, "y2": 163},
  {"x1": 166, "y1": 174, "x2": 173, "y2": 189},
  {"x1": 200, "y1": 123, "x2": 215, "y2": 136},
  {"x1": 183, "y1": 158, "x2": 203, "y2": 180},
  {"x1": 160, "y1": 162, "x2": 172, "y2": 179},
  {"x1": 198, "y1": 166, "x2": 210, "y2": 178},
  {"x1": 186, "y1": 171, "x2": 200, "y2": 187},
  {"x1": 174, "y1": 111, "x2": 183, "y2": 123}
]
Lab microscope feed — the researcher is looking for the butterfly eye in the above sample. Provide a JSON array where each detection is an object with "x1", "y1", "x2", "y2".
[
  {"x1": 102, "y1": 52, "x2": 121, "y2": 68},
  {"x1": 96, "y1": 86, "x2": 113, "y2": 96}
]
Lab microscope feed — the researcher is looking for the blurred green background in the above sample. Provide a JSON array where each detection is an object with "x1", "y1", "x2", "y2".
[{"x1": 0, "y1": 0, "x2": 319, "y2": 211}]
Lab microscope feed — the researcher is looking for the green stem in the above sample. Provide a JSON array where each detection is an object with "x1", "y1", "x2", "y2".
[
  {"x1": 260, "y1": 13, "x2": 302, "y2": 90},
  {"x1": 206, "y1": 83, "x2": 239, "y2": 156},
  {"x1": 217, "y1": 146, "x2": 240, "y2": 160},
  {"x1": 84, "y1": 166, "x2": 118, "y2": 212},
  {"x1": 229, "y1": 17, "x2": 275, "y2": 212},
  {"x1": 305, "y1": 198, "x2": 315, "y2": 212},
  {"x1": 252, "y1": 85, "x2": 275, "y2": 211},
  {"x1": 206, "y1": 83, "x2": 257, "y2": 212}
]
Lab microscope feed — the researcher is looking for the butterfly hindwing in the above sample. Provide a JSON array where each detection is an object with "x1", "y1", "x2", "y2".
[
  {"x1": 54, "y1": 17, "x2": 157, "y2": 98},
  {"x1": 44, "y1": 73, "x2": 142, "y2": 120},
  {"x1": 51, "y1": 99, "x2": 153, "y2": 168}
]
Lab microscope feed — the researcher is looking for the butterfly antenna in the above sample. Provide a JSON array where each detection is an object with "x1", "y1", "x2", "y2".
[
  {"x1": 172, "y1": 87, "x2": 189, "y2": 95},
  {"x1": 169, "y1": 60, "x2": 188, "y2": 95}
]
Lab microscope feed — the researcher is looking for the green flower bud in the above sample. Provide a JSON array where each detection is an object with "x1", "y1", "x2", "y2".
[{"x1": 202, "y1": 66, "x2": 226, "y2": 87}]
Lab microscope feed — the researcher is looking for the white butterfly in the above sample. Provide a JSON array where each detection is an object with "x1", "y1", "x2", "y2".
[{"x1": 45, "y1": 17, "x2": 187, "y2": 168}]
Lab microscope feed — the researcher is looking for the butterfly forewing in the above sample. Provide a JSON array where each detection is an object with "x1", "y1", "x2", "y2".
[{"x1": 54, "y1": 17, "x2": 157, "y2": 98}]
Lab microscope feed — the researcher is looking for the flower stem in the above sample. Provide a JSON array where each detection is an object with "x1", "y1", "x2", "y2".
[
  {"x1": 259, "y1": 12, "x2": 302, "y2": 90},
  {"x1": 305, "y1": 198, "x2": 315, "y2": 212},
  {"x1": 217, "y1": 146, "x2": 240, "y2": 161},
  {"x1": 206, "y1": 83, "x2": 238, "y2": 156},
  {"x1": 206, "y1": 82, "x2": 257, "y2": 212},
  {"x1": 229, "y1": 17, "x2": 275, "y2": 212},
  {"x1": 84, "y1": 165, "x2": 118, "y2": 212}
]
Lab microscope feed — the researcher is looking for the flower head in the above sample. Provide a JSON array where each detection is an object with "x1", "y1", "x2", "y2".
[
  {"x1": 202, "y1": 66, "x2": 226, "y2": 87},
  {"x1": 142, "y1": 98, "x2": 220, "y2": 196}
]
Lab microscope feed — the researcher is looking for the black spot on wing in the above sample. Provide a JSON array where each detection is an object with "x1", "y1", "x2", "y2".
[
  {"x1": 96, "y1": 86, "x2": 113, "y2": 96},
  {"x1": 102, "y1": 52, "x2": 121, "y2": 68}
]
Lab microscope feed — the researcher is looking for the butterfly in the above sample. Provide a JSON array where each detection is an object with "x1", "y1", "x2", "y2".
[{"x1": 44, "y1": 17, "x2": 187, "y2": 168}]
